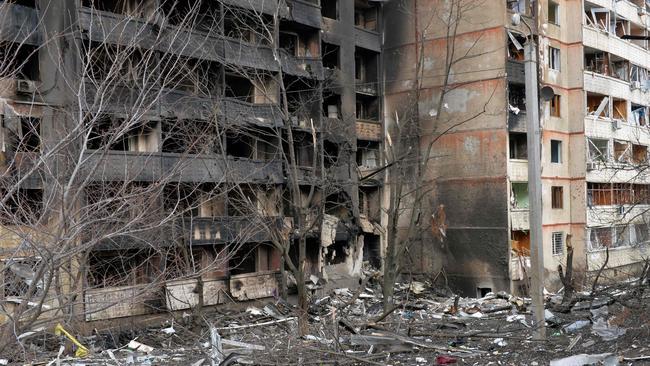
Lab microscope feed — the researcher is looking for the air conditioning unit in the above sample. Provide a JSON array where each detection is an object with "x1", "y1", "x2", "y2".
[
  {"x1": 612, "y1": 120, "x2": 623, "y2": 130},
  {"x1": 15, "y1": 79, "x2": 35, "y2": 95},
  {"x1": 631, "y1": 81, "x2": 642, "y2": 90},
  {"x1": 617, "y1": 205, "x2": 625, "y2": 215},
  {"x1": 586, "y1": 162, "x2": 598, "y2": 171}
]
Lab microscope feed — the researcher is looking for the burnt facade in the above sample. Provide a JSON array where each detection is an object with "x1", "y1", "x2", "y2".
[{"x1": 0, "y1": 0, "x2": 384, "y2": 324}]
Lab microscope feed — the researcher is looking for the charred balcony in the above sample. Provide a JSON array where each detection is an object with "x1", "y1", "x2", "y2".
[{"x1": 0, "y1": 2, "x2": 40, "y2": 46}]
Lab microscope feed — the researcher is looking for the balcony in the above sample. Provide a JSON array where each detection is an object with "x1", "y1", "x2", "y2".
[
  {"x1": 84, "y1": 284, "x2": 153, "y2": 321},
  {"x1": 82, "y1": 151, "x2": 284, "y2": 183},
  {"x1": 230, "y1": 271, "x2": 280, "y2": 300},
  {"x1": 355, "y1": 81, "x2": 378, "y2": 96},
  {"x1": 223, "y1": 37, "x2": 279, "y2": 72},
  {"x1": 583, "y1": 26, "x2": 650, "y2": 70},
  {"x1": 280, "y1": 50, "x2": 324, "y2": 80},
  {"x1": 78, "y1": 7, "x2": 225, "y2": 61},
  {"x1": 354, "y1": 27, "x2": 380, "y2": 52},
  {"x1": 220, "y1": 0, "x2": 289, "y2": 18},
  {"x1": 583, "y1": 71, "x2": 645, "y2": 104},
  {"x1": 510, "y1": 209, "x2": 529, "y2": 230},
  {"x1": 508, "y1": 109, "x2": 527, "y2": 132},
  {"x1": 178, "y1": 216, "x2": 285, "y2": 245},
  {"x1": 506, "y1": 60, "x2": 525, "y2": 84},
  {"x1": 587, "y1": 204, "x2": 650, "y2": 226},
  {"x1": 222, "y1": 98, "x2": 284, "y2": 128},
  {"x1": 508, "y1": 160, "x2": 528, "y2": 181},
  {"x1": 165, "y1": 278, "x2": 228, "y2": 310},
  {"x1": 288, "y1": 0, "x2": 321, "y2": 28},
  {"x1": 356, "y1": 120, "x2": 382, "y2": 141},
  {"x1": 0, "y1": 3, "x2": 41, "y2": 45}
]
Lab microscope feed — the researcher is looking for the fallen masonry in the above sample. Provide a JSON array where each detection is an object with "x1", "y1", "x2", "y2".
[{"x1": 6, "y1": 271, "x2": 650, "y2": 365}]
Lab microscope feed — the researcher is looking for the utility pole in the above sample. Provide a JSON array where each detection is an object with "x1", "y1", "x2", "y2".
[{"x1": 523, "y1": 34, "x2": 546, "y2": 340}]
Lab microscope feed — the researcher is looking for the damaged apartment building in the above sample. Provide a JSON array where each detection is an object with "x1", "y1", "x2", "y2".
[
  {"x1": 384, "y1": 0, "x2": 650, "y2": 297},
  {"x1": 0, "y1": 0, "x2": 385, "y2": 324}
]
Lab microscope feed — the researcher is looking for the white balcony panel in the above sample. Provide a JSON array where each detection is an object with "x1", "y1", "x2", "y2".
[
  {"x1": 587, "y1": 244, "x2": 650, "y2": 272},
  {"x1": 509, "y1": 160, "x2": 528, "y2": 182},
  {"x1": 510, "y1": 209, "x2": 530, "y2": 231},
  {"x1": 584, "y1": 117, "x2": 650, "y2": 145},
  {"x1": 586, "y1": 205, "x2": 650, "y2": 226},
  {"x1": 583, "y1": 26, "x2": 650, "y2": 71}
]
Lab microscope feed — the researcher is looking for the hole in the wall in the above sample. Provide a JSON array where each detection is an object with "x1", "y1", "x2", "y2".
[{"x1": 477, "y1": 287, "x2": 492, "y2": 298}]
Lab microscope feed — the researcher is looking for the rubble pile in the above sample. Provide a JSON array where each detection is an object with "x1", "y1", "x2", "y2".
[{"x1": 8, "y1": 272, "x2": 650, "y2": 365}]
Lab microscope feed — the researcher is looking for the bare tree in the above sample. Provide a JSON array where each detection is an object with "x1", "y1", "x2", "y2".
[
  {"x1": 380, "y1": 0, "x2": 497, "y2": 311},
  {"x1": 0, "y1": 0, "x2": 294, "y2": 358}
]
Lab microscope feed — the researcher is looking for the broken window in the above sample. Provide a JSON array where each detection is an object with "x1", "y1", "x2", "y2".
[
  {"x1": 324, "y1": 140, "x2": 339, "y2": 168},
  {"x1": 0, "y1": 188, "x2": 42, "y2": 225},
  {"x1": 225, "y1": 74, "x2": 254, "y2": 103},
  {"x1": 2, "y1": 259, "x2": 41, "y2": 300},
  {"x1": 279, "y1": 31, "x2": 298, "y2": 57},
  {"x1": 509, "y1": 133, "x2": 527, "y2": 160},
  {"x1": 551, "y1": 186, "x2": 563, "y2": 209},
  {"x1": 612, "y1": 99, "x2": 627, "y2": 121},
  {"x1": 357, "y1": 141, "x2": 380, "y2": 169},
  {"x1": 0, "y1": 42, "x2": 39, "y2": 80},
  {"x1": 253, "y1": 75, "x2": 279, "y2": 104},
  {"x1": 612, "y1": 57, "x2": 630, "y2": 82},
  {"x1": 634, "y1": 184, "x2": 650, "y2": 204},
  {"x1": 548, "y1": 46, "x2": 560, "y2": 71},
  {"x1": 293, "y1": 131, "x2": 315, "y2": 167},
  {"x1": 255, "y1": 132, "x2": 278, "y2": 161},
  {"x1": 161, "y1": 118, "x2": 218, "y2": 154},
  {"x1": 356, "y1": 96, "x2": 379, "y2": 121},
  {"x1": 613, "y1": 140, "x2": 630, "y2": 163},
  {"x1": 226, "y1": 131, "x2": 254, "y2": 159},
  {"x1": 633, "y1": 223, "x2": 650, "y2": 245},
  {"x1": 160, "y1": 56, "x2": 219, "y2": 95},
  {"x1": 223, "y1": 8, "x2": 270, "y2": 44},
  {"x1": 227, "y1": 188, "x2": 257, "y2": 216},
  {"x1": 550, "y1": 94, "x2": 560, "y2": 117},
  {"x1": 584, "y1": 49, "x2": 609, "y2": 75},
  {"x1": 632, "y1": 144, "x2": 647, "y2": 164},
  {"x1": 588, "y1": 138, "x2": 609, "y2": 163},
  {"x1": 508, "y1": 83, "x2": 526, "y2": 112},
  {"x1": 613, "y1": 18, "x2": 629, "y2": 38},
  {"x1": 88, "y1": 115, "x2": 159, "y2": 152},
  {"x1": 550, "y1": 139, "x2": 562, "y2": 163},
  {"x1": 507, "y1": 31, "x2": 525, "y2": 61},
  {"x1": 321, "y1": 0, "x2": 338, "y2": 19},
  {"x1": 159, "y1": 0, "x2": 218, "y2": 28},
  {"x1": 354, "y1": 1, "x2": 377, "y2": 31},
  {"x1": 584, "y1": 7, "x2": 609, "y2": 32},
  {"x1": 588, "y1": 227, "x2": 614, "y2": 250},
  {"x1": 587, "y1": 183, "x2": 611, "y2": 206},
  {"x1": 87, "y1": 250, "x2": 159, "y2": 288},
  {"x1": 613, "y1": 183, "x2": 633, "y2": 205},
  {"x1": 162, "y1": 183, "x2": 203, "y2": 217},
  {"x1": 548, "y1": 1, "x2": 559, "y2": 25},
  {"x1": 322, "y1": 42, "x2": 340, "y2": 70},
  {"x1": 586, "y1": 93, "x2": 609, "y2": 119},
  {"x1": 82, "y1": 0, "x2": 158, "y2": 17},
  {"x1": 551, "y1": 231, "x2": 564, "y2": 255},
  {"x1": 323, "y1": 93, "x2": 342, "y2": 119},
  {"x1": 510, "y1": 182, "x2": 529, "y2": 209},
  {"x1": 631, "y1": 104, "x2": 647, "y2": 126}
]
